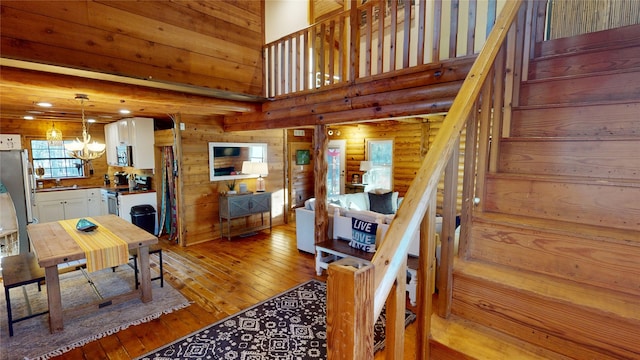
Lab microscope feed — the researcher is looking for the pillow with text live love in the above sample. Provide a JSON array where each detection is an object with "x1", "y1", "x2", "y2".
[{"x1": 349, "y1": 217, "x2": 378, "y2": 252}]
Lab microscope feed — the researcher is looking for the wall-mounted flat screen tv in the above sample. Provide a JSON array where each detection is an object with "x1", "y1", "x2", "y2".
[{"x1": 214, "y1": 147, "x2": 241, "y2": 157}]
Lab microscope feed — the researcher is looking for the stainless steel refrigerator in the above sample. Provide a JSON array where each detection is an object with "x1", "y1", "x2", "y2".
[{"x1": 0, "y1": 149, "x2": 35, "y2": 254}]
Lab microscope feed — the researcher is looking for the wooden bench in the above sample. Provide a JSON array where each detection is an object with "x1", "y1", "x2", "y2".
[
  {"x1": 315, "y1": 238, "x2": 375, "y2": 276},
  {"x1": 1, "y1": 252, "x2": 48, "y2": 336},
  {"x1": 315, "y1": 238, "x2": 420, "y2": 305}
]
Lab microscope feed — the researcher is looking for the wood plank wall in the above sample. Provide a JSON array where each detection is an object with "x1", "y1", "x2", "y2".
[
  {"x1": 0, "y1": 0, "x2": 264, "y2": 96},
  {"x1": 178, "y1": 115, "x2": 285, "y2": 246}
]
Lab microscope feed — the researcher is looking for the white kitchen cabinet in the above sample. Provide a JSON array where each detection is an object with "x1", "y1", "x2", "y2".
[
  {"x1": 35, "y1": 190, "x2": 88, "y2": 222},
  {"x1": 104, "y1": 122, "x2": 119, "y2": 166},
  {"x1": 117, "y1": 119, "x2": 130, "y2": 145},
  {"x1": 86, "y1": 189, "x2": 103, "y2": 216},
  {"x1": 0, "y1": 134, "x2": 21, "y2": 150},
  {"x1": 100, "y1": 189, "x2": 109, "y2": 215},
  {"x1": 127, "y1": 117, "x2": 154, "y2": 169},
  {"x1": 104, "y1": 117, "x2": 154, "y2": 169}
]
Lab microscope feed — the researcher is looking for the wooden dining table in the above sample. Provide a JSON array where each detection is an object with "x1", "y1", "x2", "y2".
[{"x1": 27, "y1": 214, "x2": 157, "y2": 333}]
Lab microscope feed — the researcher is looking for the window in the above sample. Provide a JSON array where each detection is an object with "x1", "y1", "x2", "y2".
[
  {"x1": 366, "y1": 139, "x2": 393, "y2": 191},
  {"x1": 31, "y1": 140, "x2": 85, "y2": 179}
]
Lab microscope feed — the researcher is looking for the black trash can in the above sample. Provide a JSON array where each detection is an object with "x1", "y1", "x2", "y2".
[{"x1": 130, "y1": 204, "x2": 156, "y2": 235}]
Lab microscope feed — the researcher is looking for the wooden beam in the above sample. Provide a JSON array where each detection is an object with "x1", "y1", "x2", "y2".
[
  {"x1": 327, "y1": 258, "x2": 375, "y2": 360},
  {"x1": 314, "y1": 125, "x2": 329, "y2": 245},
  {"x1": 223, "y1": 59, "x2": 476, "y2": 131}
]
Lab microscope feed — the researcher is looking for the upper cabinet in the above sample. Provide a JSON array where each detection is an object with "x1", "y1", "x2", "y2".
[
  {"x1": 105, "y1": 122, "x2": 119, "y2": 166},
  {"x1": 105, "y1": 117, "x2": 155, "y2": 169}
]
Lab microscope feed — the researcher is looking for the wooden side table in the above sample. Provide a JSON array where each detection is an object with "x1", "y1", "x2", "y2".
[
  {"x1": 219, "y1": 192, "x2": 272, "y2": 240},
  {"x1": 345, "y1": 183, "x2": 366, "y2": 194}
]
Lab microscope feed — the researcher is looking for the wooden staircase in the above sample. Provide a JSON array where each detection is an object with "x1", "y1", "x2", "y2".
[{"x1": 433, "y1": 25, "x2": 640, "y2": 359}]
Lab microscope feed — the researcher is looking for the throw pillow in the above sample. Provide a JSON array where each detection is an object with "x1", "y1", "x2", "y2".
[
  {"x1": 349, "y1": 217, "x2": 378, "y2": 252},
  {"x1": 304, "y1": 198, "x2": 316, "y2": 210},
  {"x1": 368, "y1": 191, "x2": 394, "y2": 214},
  {"x1": 329, "y1": 198, "x2": 343, "y2": 207}
]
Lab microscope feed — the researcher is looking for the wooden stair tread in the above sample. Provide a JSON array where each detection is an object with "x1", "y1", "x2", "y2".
[
  {"x1": 522, "y1": 66, "x2": 640, "y2": 85},
  {"x1": 513, "y1": 99, "x2": 640, "y2": 111},
  {"x1": 430, "y1": 313, "x2": 571, "y2": 360},
  {"x1": 500, "y1": 135, "x2": 640, "y2": 142},
  {"x1": 485, "y1": 171, "x2": 640, "y2": 189},
  {"x1": 454, "y1": 259, "x2": 640, "y2": 322},
  {"x1": 532, "y1": 37, "x2": 640, "y2": 62},
  {"x1": 536, "y1": 24, "x2": 640, "y2": 58},
  {"x1": 474, "y1": 212, "x2": 639, "y2": 246}
]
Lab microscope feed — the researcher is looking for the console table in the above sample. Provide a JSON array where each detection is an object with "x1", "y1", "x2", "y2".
[{"x1": 219, "y1": 192, "x2": 272, "y2": 240}]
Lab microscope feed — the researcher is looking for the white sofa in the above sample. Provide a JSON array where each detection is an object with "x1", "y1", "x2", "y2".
[{"x1": 295, "y1": 191, "x2": 403, "y2": 254}]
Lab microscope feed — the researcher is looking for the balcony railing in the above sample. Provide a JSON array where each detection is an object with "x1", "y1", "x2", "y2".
[{"x1": 263, "y1": 0, "x2": 500, "y2": 98}]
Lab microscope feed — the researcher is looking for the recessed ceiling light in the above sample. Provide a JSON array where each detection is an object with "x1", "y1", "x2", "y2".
[
  {"x1": 119, "y1": 109, "x2": 131, "y2": 114},
  {"x1": 36, "y1": 102, "x2": 52, "y2": 107},
  {"x1": 23, "y1": 115, "x2": 34, "y2": 120},
  {"x1": 87, "y1": 118, "x2": 97, "y2": 123}
]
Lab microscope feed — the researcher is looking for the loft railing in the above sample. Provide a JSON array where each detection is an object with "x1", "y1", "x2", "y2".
[
  {"x1": 324, "y1": 0, "x2": 533, "y2": 358},
  {"x1": 263, "y1": 0, "x2": 500, "y2": 98}
]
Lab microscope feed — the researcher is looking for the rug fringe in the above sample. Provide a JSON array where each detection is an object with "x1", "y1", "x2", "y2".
[{"x1": 28, "y1": 301, "x2": 192, "y2": 360}]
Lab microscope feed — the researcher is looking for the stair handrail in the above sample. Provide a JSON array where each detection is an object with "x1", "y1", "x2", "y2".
[
  {"x1": 325, "y1": 0, "x2": 525, "y2": 358},
  {"x1": 370, "y1": 0, "x2": 524, "y2": 317}
]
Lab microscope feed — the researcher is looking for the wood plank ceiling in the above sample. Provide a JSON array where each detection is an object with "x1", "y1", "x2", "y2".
[{"x1": 0, "y1": 1, "x2": 266, "y2": 125}]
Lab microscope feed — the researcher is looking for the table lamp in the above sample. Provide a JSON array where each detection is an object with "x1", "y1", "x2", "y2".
[
  {"x1": 360, "y1": 161, "x2": 372, "y2": 185},
  {"x1": 242, "y1": 161, "x2": 269, "y2": 192}
]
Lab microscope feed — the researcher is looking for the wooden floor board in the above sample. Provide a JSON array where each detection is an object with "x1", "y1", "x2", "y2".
[{"x1": 46, "y1": 224, "x2": 417, "y2": 359}]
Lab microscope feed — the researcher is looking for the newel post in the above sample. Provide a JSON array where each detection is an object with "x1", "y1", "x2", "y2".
[{"x1": 327, "y1": 258, "x2": 375, "y2": 360}]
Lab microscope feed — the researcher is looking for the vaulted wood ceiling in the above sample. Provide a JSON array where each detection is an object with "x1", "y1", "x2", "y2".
[{"x1": 0, "y1": 0, "x2": 266, "y2": 125}]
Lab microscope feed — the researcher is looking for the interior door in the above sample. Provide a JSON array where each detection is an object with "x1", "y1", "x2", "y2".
[
  {"x1": 288, "y1": 141, "x2": 314, "y2": 209},
  {"x1": 327, "y1": 140, "x2": 346, "y2": 196}
]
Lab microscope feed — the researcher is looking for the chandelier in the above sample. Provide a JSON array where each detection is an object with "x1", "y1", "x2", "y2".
[
  {"x1": 64, "y1": 94, "x2": 106, "y2": 162},
  {"x1": 46, "y1": 122, "x2": 63, "y2": 146}
]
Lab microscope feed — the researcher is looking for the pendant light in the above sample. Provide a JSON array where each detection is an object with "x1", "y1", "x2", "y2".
[
  {"x1": 64, "y1": 94, "x2": 106, "y2": 162},
  {"x1": 46, "y1": 122, "x2": 63, "y2": 146}
]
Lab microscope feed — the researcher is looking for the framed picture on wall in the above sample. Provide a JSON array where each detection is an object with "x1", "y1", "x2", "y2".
[{"x1": 296, "y1": 149, "x2": 311, "y2": 165}]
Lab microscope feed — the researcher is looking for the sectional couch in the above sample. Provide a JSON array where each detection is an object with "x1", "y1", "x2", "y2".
[{"x1": 295, "y1": 190, "x2": 410, "y2": 254}]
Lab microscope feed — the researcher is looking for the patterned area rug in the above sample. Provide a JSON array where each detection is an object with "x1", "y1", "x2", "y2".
[
  {"x1": 138, "y1": 279, "x2": 416, "y2": 359},
  {"x1": 0, "y1": 262, "x2": 190, "y2": 360}
]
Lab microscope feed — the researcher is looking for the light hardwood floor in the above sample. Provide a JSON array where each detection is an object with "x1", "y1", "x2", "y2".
[{"x1": 52, "y1": 223, "x2": 419, "y2": 359}]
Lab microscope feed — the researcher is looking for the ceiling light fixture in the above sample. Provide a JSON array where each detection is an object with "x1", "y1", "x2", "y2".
[
  {"x1": 64, "y1": 94, "x2": 106, "y2": 163},
  {"x1": 46, "y1": 122, "x2": 63, "y2": 146}
]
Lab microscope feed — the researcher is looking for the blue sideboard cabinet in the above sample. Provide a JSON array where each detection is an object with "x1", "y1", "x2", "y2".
[{"x1": 219, "y1": 192, "x2": 272, "y2": 240}]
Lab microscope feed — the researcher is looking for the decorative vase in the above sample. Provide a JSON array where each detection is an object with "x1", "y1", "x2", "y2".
[{"x1": 35, "y1": 166, "x2": 45, "y2": 178}]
